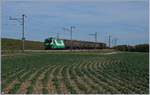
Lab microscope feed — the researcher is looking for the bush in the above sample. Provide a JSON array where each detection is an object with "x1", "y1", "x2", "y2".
[
  {"x1": 113, "y1": 44, "x2": 149, "y2": 52},
  {"x1": 113, "y1": 45, "x2": 128, "y2": 51},
  {"x1": 135, "y1": 44, "x2": 149, "y2": 52}
]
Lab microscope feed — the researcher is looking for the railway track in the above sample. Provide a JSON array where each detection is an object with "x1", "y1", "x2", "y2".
[{"x1": 2, "y1": 49, "x2": 119, "y2": 57}]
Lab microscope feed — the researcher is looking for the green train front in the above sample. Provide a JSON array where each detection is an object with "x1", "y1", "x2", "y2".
[{"x1": 44, "y1": 37, "x2": 65, "y2": 49}]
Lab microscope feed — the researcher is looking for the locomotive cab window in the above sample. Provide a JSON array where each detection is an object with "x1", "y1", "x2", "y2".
[{"x1": 45, "y1": 39, "x2": 52, "y2": 43}]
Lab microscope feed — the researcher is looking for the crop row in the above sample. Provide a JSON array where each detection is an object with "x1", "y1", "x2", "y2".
[{"x1": 1, "y1": 52, "x2": 149, "y2": 94}]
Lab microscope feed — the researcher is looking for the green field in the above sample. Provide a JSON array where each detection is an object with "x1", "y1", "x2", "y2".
[{"x1": 1, "y1": 51, "x2": 149, "y2": 94}]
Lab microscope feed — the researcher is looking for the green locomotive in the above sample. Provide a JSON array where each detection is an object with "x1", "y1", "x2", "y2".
[{"x1": 44, "y1": 37, "x2": 65, "y2": 49}]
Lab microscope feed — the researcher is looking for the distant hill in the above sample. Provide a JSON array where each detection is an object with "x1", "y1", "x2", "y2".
[{"x1": 1, "y1": 38, "x2": 44, "y2": 50}]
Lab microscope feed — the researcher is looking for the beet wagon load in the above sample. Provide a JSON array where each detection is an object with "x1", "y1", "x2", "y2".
[{"x1": 44, "y1": 37, "x2": 106, "y2": 50}]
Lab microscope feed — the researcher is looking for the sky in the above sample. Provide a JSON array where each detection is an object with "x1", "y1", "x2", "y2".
[{"x1": 1, "y1": 0, "x2": 149, "y2": 46}]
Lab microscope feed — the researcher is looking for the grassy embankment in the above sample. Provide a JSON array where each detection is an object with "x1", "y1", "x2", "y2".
[{"x1": 1, "y1": 38, "x2": 44, "y2": 54}]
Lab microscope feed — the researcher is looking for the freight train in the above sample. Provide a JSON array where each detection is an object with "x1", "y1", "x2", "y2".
[{"x1": 44, "y1": 37, "x2": 106, "y2": 50}]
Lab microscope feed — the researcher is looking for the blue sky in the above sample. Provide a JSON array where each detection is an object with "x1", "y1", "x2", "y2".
[{"x1": 2, "y1": 0, "x2": 149, "y2": 46}]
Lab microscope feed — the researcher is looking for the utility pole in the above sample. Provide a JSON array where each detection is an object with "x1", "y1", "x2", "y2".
[
  {"x1": 108, "y1": 35, "x2": 111, "y2": 48},
  {"x1": 22, "y1": 14, "x2": 25, "y2": 52},
  {"x1": 63, "y1": 26, "x2": 75, "y2": 51},
  {"x1": 89, "y1": 32, "x2": 98, "y2": 49},
  {"x1": 9, "y1": 14, "x2": 27, "y2": 52},
  {"x1": 95, "y1": 32, "x2": 97, "y2": 43}
]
